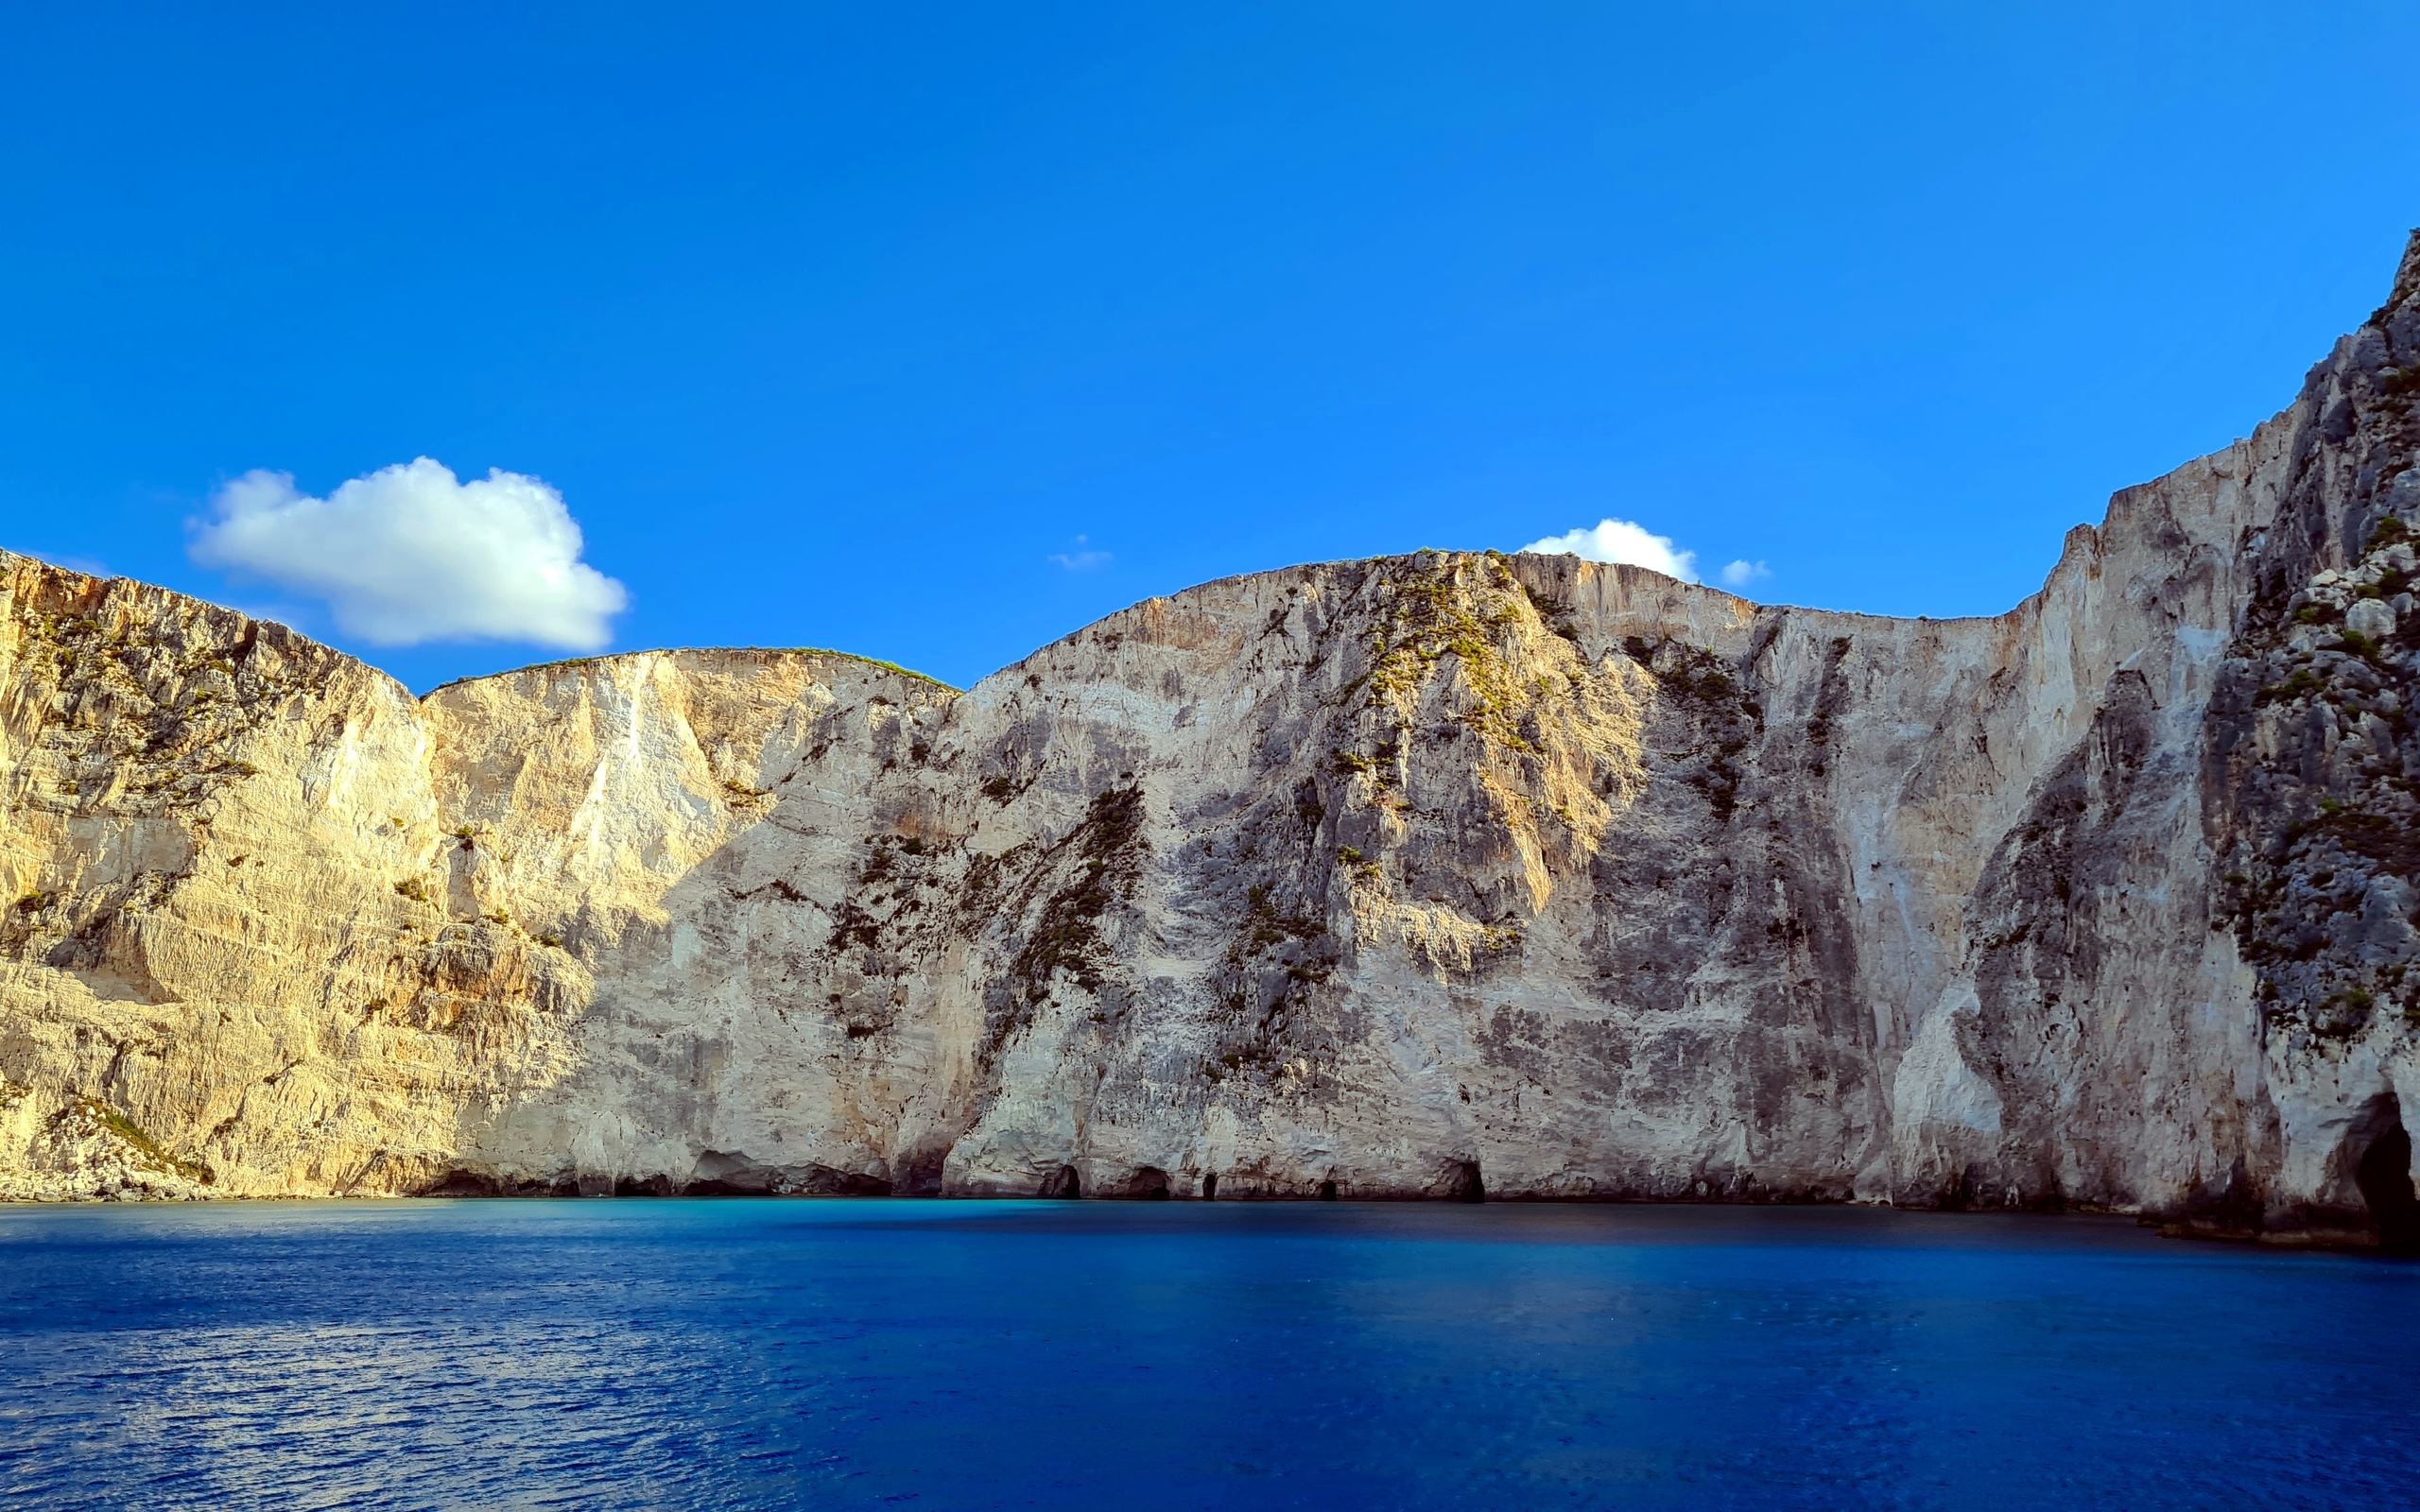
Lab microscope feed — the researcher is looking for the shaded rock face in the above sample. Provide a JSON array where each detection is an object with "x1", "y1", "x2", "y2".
[{"x1": 8, "y1": 239, "x2": 2420, "y2": 1246}]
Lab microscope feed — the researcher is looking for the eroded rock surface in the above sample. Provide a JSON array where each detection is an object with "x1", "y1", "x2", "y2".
[{"x1": 9, "y1": 236, "x2": 2420, "y2": 1246}]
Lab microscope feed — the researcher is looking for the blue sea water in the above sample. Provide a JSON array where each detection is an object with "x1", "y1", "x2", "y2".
[{"x1": 1, "y1": 1201, "x2": 2415, "y2": 1510}]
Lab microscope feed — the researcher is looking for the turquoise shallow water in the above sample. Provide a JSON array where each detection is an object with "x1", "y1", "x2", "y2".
[{"x1": 0, "y1": 1200, "x2": 2414, "y2": 1509}]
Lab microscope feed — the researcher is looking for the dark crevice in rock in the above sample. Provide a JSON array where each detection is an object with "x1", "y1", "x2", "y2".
[
  {"x1": 2353, "y1": 1097, "x2": 2420, "y2": 1254},
  {"x1": 417, "y1": 1169, "x2": 585, "y2": 1198}
]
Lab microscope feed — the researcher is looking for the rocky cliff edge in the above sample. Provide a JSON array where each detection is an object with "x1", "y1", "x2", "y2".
[{"x1": 8, "y1": 235, "x2": 2420, "y2": 1248}]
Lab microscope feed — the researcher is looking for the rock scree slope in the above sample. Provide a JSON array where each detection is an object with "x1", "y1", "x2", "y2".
[{"x1": 10, "y1": 236, "x2": 2420, "y2": 1248}]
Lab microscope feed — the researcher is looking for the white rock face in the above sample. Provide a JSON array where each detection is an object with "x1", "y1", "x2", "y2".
[{"x1": 8, "y1": 235, "x2": 2420, "y2": 1247}]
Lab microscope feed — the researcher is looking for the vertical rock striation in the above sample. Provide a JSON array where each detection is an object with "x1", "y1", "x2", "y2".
[{"x1": 6, "y1": 234, "x2": 2420, "y2": 1247}]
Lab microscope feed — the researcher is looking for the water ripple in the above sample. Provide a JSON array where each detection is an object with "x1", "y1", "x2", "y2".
[{"x1": 2, "y1": 1201, "x2": 2414, "y2": 1509}]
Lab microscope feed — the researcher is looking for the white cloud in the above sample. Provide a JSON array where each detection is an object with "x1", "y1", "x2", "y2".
[
  {"x1": 1050, "y1": 534, "x2": 1112, "y2": 571},
  {"x1": 189, "y1": 458, "x2": 628, "y2": 649},
  {"x1": 1517, "y1": 518, "x2": 1698, "y2": 582},
  {"x1": 1720, "y1": 558, "x2": 1772, "y2": 589}
]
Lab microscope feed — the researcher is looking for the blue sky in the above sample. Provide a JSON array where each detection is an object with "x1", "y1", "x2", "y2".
[{"x1": 4, "y1": 4, "x2": 2417, "y2": 692}]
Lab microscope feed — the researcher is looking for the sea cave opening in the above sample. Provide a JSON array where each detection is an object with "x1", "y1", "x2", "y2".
[
  {"x1": 2353, "y1": 1098, "x2": 2420, "y2": 1255},
  {"x1": 1448, "y1": 1160, "x2": 1485, "y2": 1204}
]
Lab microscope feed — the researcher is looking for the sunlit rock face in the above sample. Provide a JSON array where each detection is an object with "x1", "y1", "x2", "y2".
[{"x1": 7, "y1": 235, "x2": 2420, "y2": 1246}]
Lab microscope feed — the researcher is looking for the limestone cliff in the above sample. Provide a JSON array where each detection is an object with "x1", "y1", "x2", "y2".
[{"x1": 8, "y1": 236, "x2": 2420, "y2": 1248}]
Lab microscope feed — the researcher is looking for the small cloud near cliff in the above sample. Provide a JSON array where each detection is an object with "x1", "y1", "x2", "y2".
[
  {"x1": 22, "y1": 548, "x2": 111, "y2": 578},
  {"x1": 1050, "y1": 535, "x2": 1112, "y2": 570},
  {"x1": 1517, "y1": 518, "x2": 1698, "y2": 582},
  {"x1": 1720, "y1": 558, "x2": 1772, "y2": 589},
  {"x1": 189, "y1": 458, "x2": 628, "y2": 649}
]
